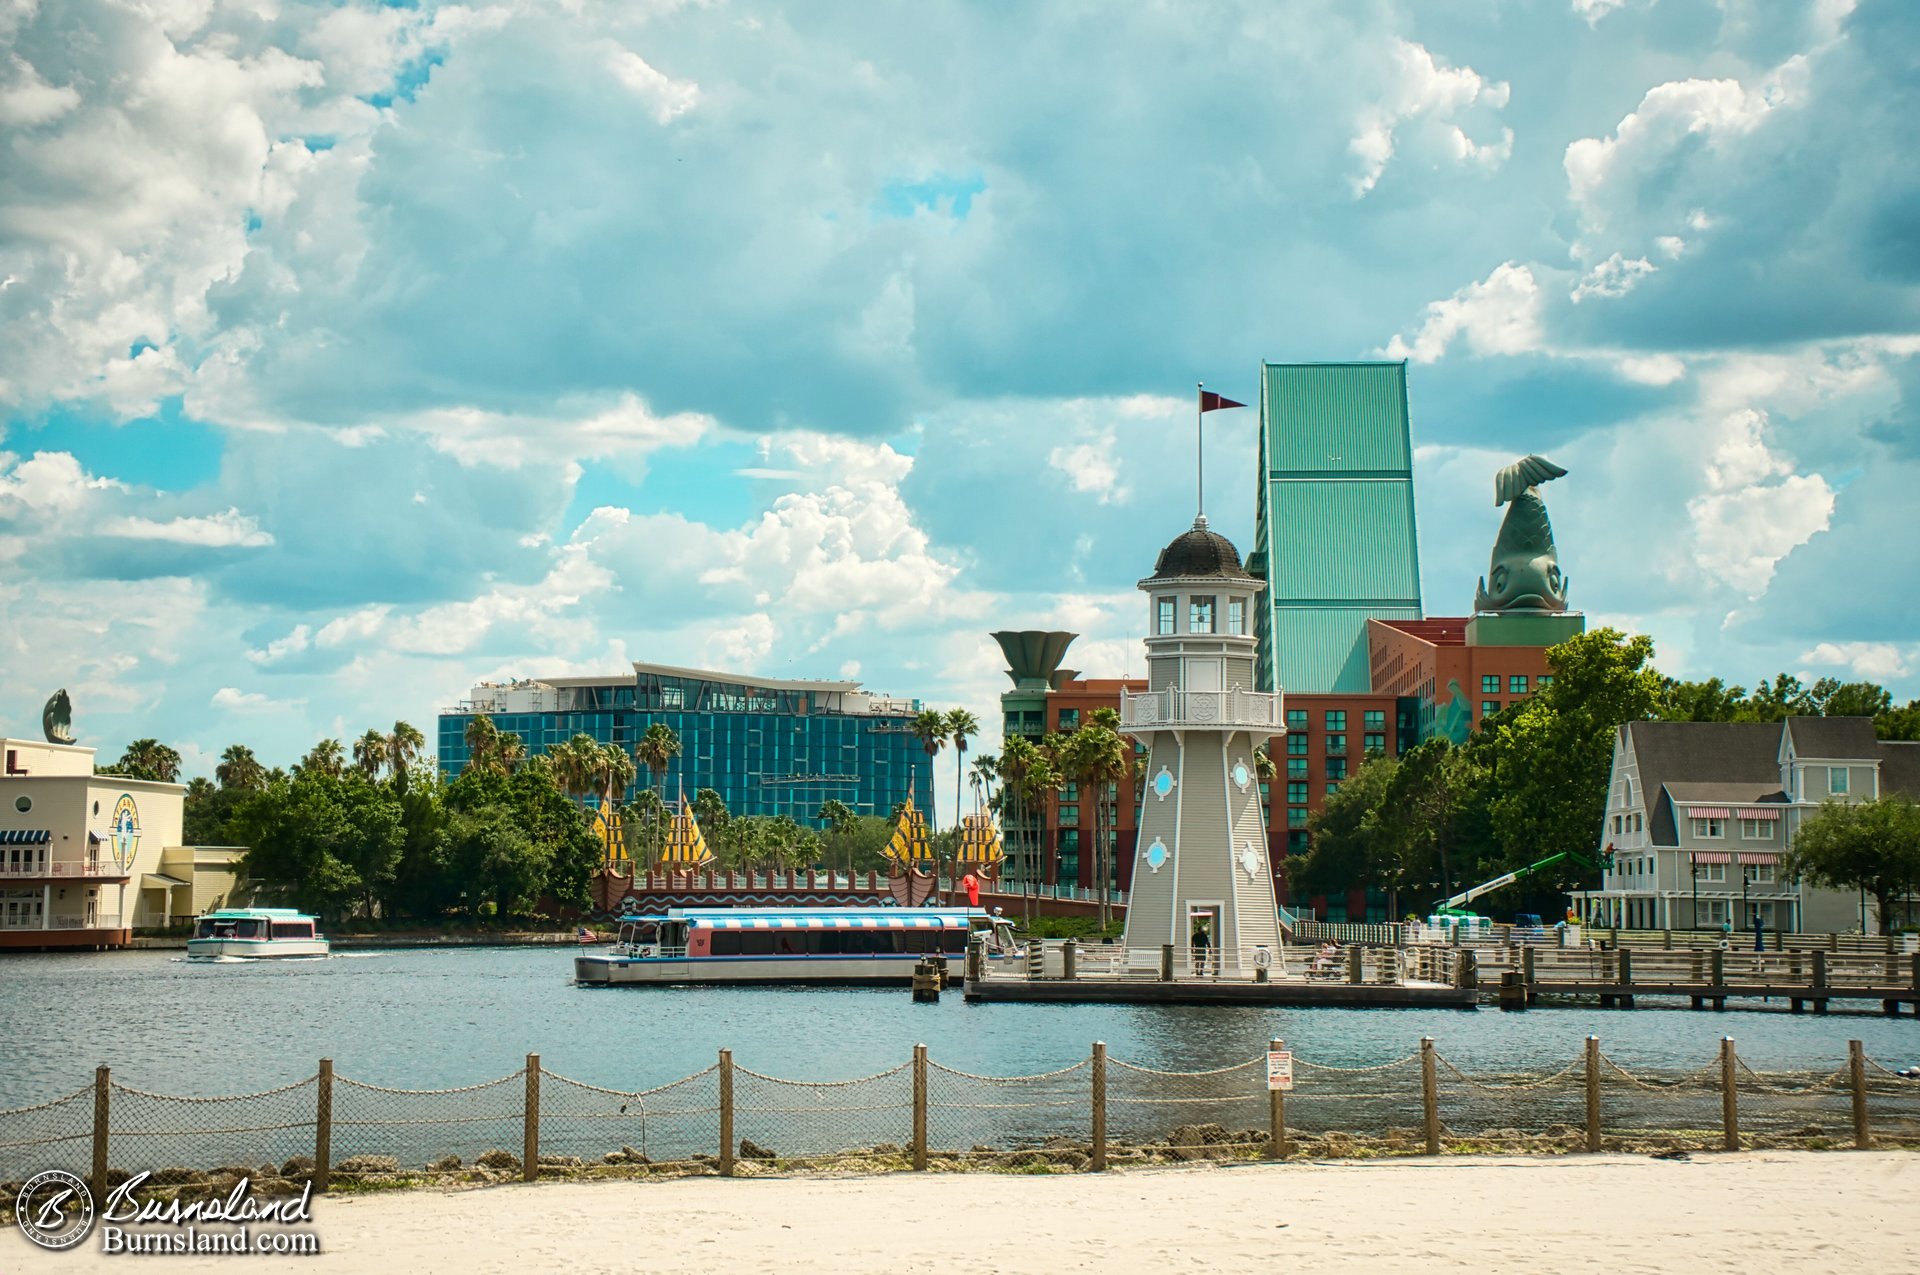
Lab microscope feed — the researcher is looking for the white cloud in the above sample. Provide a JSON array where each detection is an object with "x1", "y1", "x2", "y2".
[
  {"x1": 604, "y1": 41, "x2": 700, "y2": 124},
  {"x1": 1799, "y1": 641, "x2": 1911, "y2": 682},
  {"x1": 1616, "y1": 353, "x2": 1686, "y2": 385},
  {"x1": 1349, "y1": 39, "x2": 1510, "y2": 196},
  {"x1": 212, "y1": 685, "x2": 303, "y2": 712},
  {"x1": 0, "y1": 54, "x2": 80, "y2": 126},
  {"x1": 410, "y1": 393, "x2": 714, "y2": 471},
  {"x1": 1382, "y1": 262, "x2": 1543, "y2": 363},
  {"x1": 1571, "y1": 253, "x2": 1656, "y2": 303},
  {"x1": 246, "y1": 625, "x2": 312, "y2": 666},
  {"x1": 99, "y1": 508, "x2": 274, "y2": 548},
  {"x1": 1571, "y1": 0, "x2": 1628, "y2": 24},
  {"x1": 1047, "y1": 432, "x2": 1129, "y2": 505},
  {"x1": 1684, "y1": 409, "x2": 1833, "y2": 597},
  {"x1": 315, "y1": 607, "x2": 392, "y2": 649}
]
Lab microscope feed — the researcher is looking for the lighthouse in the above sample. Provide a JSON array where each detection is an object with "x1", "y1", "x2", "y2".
[{"x1": 1118, "y1": 515, "x2": 1286, "y2": 961}]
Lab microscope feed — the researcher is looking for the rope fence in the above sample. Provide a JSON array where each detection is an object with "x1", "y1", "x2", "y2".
[{"x1": 3, "y1": 1036, "x2": 1916, "y2": 1209}]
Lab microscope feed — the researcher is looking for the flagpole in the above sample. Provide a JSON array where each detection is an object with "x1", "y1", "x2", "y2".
[{"x1": 1196, "y1": 382, "x2": 1205, "y2": 521}]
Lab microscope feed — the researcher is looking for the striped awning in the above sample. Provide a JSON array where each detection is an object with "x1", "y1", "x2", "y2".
[
  {"x1": 1684, "y1": 807, "x2": 1733, "y2": 819},
  {"x1": 692, "y1": 915, "x2": 966, "y2": 931},
  {"x1": 1689, "y1": 851, "x2": 1734, "y2": 865},
  {"x1": 0, "y1": 829, "x2": 51, "y2": 845},
  {"x1": 1735, "y1": 807, "x2": 1780, "y2": 820},
  {"x1": 1736, "y1": 852, "x2": 1780, "y2": 866}
]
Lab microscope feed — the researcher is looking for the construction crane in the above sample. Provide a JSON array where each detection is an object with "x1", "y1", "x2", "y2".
[{"x1": 1432, "y1": 847, "x2": 1608, "y2": 916}]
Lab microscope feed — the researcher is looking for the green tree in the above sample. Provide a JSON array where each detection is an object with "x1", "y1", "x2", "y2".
[
  {"x1": 912, "y1": 709, "x2": 948, "y2": 826},
  {"x1": 352, "y1": 730, "x2": 387, "y2": 780},
  {"x1": 183, "y1": 777, "x2": 250, "y2": 845},
  {"x1": 105, "y1": 738, "x2": 183, "y2": 783},
  {"x1": 1656, "y1": 677, "x2": 1748, "y2": 722},
  {"x1": 634, "y1": 722, "x2": 683, "y2": 861},
  {"x1": 1783, "y1": 796, "x2": 1920, "y2": 935},
  {"x1": 297, "y1": 738, "x2": 346, "y2": 779},
  {"x1": 946, "y1": 708, "x2": 979, "y2": 833},
  {"x1": 1878, "y1": 701, "x2": 1920, "y2": 742},
  {"x1": 1062, "y1": 724, "x2": 1127, "y2": 925},
  {"x1": 463, "y1": 715, "x2": 503, "y2": 777},
  {"x1": 445, "y1": 807, "x2": 548, "y2": 917},
  {"x1": 1382, "y1": 738, "x2": 1493, "y2": 906},
  {"x1": 1475, "y1": 629, "x2": 1661, "y2": 885},
  {"x1": 386, "y1": 721, "x2": 426, "y2": 786},
  {"x1": 216, "y1": 744, "x2": 267, "y2": 791},
  {"x1": 1296, "y1": 755, "x2": 1401, "y2": 909}
]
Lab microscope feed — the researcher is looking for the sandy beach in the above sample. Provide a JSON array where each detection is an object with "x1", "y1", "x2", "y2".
[{"x1": 7, "y1": 1152, "x2": 1916, "y2": 1274}]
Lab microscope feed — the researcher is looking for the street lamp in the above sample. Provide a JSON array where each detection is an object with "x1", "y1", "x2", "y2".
[{"x1": 1690, "y1": 855, "x2": 1699, "y2": 932}]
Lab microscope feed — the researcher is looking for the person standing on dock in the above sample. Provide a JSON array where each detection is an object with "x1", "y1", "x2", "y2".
[{"x1": 1191, "y1": 918, "x2": 1213, "y2": 976}]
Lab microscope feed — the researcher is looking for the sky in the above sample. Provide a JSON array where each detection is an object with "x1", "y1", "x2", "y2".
[{"x1": 1, "y1": 0, "x2": 1917, "y2": 811}]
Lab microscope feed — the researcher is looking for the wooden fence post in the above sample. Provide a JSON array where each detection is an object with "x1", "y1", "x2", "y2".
[
  {"x1": 1848, "y1": 1039, "x2": 1870, "y2": 1150},
  {"x1": 523, "y1": 1054, "x2": 540, "y2": 1182},
  {"x1": 1584, "y1": 1036, "x2": 1601, "y2": 1153},
  {"x1": 912, "y1": 1044, "x2": 929, "y2": 1171},
  {"x1": 1347, "y1": 945, "x2": 1364, "y2": 985},
  {"x1": 1064, "y1": 938, "x2": 1078, "y2": 981},
  {"x1": 718, "y1": 1049, "x2": 735, "y2": 1176},
  {"x1": 1090, "y1": 1042, "x2": 1107, "y2": 1171},
  {"x1": 1719, "y1": 1037, "x2": 1739, "y2": 1152},
  {"x1": 1420, "y1": 1037, "x2": 1439, "y2": 1156},
  {"x1": 91, "y1": 1064, "x2": 109, "y2": 1203},
  {"x1": 315, "y1": 1059, "x2": 333, "y2": 1193},
  {"x1": 1269, "y1": 1037, "x2": 1287, "y2": 1160}
]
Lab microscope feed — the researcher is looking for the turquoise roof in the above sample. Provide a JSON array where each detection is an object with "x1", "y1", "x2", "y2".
[{"x1": 1253, "y1": 362, "x2": 1423, "y2": 694}]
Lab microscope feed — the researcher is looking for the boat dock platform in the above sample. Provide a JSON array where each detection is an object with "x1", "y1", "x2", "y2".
[
  {"x1": 1477, "y1": 945, "x2": 1920, "y2": 1014},
  {"x1": 962, "y1": 941, "x2": 1480, "y2": 1008}
]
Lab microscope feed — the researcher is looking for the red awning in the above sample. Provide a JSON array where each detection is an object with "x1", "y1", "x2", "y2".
[
  {"x1": 1735, "y1": 807, "x2": 1780, "y2": 820},
  {"x1": 1685, "y1": 806, "x2": 1733, "y2": 818},
  {"x1": 1737, "y1": 852, "x2": 1780, "y2": 866},
  {"x1": 1689, "y1": 851, "x2": 1733, "y2": 864}
]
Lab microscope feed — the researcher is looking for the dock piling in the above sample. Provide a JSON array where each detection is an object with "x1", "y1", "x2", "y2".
[{"x1": 1848, "y1": 1039, "x2": 1869, "y2": 1149}]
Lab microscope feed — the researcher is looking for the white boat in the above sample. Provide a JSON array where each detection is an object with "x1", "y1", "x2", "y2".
[
  {"x1": 186, "y1": 908, "x2": 329, "y2": 959},
  {"x1": 574, "y1": 906, "x2": 1019, "y2": 986}
]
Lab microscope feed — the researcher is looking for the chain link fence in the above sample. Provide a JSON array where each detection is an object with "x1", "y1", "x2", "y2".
[{"x1": 4, "y1": 1037, "x2": 1917, "y2": 1211}]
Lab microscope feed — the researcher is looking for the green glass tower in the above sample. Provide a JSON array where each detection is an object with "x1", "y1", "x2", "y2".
[{"x1": 1249, "y1": 361, "x2": 1424, "y2": 693}]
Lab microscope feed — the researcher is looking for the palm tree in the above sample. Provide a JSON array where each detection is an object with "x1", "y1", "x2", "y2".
[
  {"x1": 386, "y1": 721, "x2": 426, "y2": 782},
  {"x1": 995, "y1": 736, "x2": 1035, "y2": 893},
  {"x1": 215, "y1": 744, "x2": 266, "y2": 791},
  {"x1": 495, "y1": 731, "x2": 527, "y2": 774},
  {"x1": 352, "y1": 730, "x2": 387, "y2": 779},
  {"x1": 548, "y1": 734, "x2": 599, "y2": 802},
  {"x1": 634, "y1": 723, "x2": 683, "y2": 865},
  {"x1": 946, "y1": 709, "x2": 979, "y2": 840},
  {"x1": 1064, "y1": 725, "x2": 1127, "y2": 927},
  {"x1": 817, "y1": 799, "x2": 856, "y2": 877},
  {"x1": 298, "y1": 739, "x2": 345, "y2": 779},
  {"x1": 593, "y1": 742, "x2": 637, "y2": 862},
  {"x1": 463, "y1": 715, "x2": 501, "y2": 776},
  {"x1": 969, "y1": 753, "x2": 998, "y2": 817},
  {"x1": 115, "y1": 738, "x2": 183, "y2": 783},
  {"x1": 912, "y1": 708, "x2": 948, "y2": 828}
]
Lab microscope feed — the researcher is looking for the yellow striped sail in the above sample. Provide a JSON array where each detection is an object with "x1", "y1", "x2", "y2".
[
  {"x1": 657, "y1": 800, "x2": 713, "y2": 868},
  {"x1": 882, "y1": 794, "x2": 935, "y2": 870},
  {"x1": 954, "y1": 813, "x2": 1004, "y2": 874}
]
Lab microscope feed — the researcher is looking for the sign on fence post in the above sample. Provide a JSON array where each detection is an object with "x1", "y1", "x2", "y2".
[{"x1": 1267, "y1": 1040, "x2": 1290, "y2": 1160}]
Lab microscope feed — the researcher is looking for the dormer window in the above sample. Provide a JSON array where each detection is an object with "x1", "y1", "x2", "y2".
[{"x1": 1189, "y1": 596, "x2": 1215, "y2": 633}]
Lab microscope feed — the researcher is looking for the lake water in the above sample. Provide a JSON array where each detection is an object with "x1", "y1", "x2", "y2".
[{"x1": 3, "y1": 947, "x2": 1916, "y2": 1106}]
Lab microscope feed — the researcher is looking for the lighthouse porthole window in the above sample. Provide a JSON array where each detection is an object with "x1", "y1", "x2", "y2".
[
  {"x1": 1145, "y1": 837, "x2": 1169, "y2": 873},
  {"x1": 1239, "y1": 842, "x2": 1263, "y2": 880},
  {"x1": 1152, "y1": 767, "x2": 1176, "y2": 800},
  {"x1": 1231, "y1": 759, "x2": 1252, "y2": 793}
]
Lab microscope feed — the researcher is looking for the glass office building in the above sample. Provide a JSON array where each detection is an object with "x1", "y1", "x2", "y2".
[{"x1": 438, "y1": 662, "x2": 933, "y2": 825}]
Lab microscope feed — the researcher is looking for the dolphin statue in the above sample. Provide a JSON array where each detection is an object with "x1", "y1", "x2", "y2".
[
  {"x1": 43, "y1": 688, "x2": 75, "y2": 744},
  {"x1": 1475, "y1": 455, "x2": 1569, "y2": 613}
]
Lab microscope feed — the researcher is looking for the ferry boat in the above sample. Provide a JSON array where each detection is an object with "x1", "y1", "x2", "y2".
[
  {"x1": 574, "y1": 906, "x2": 1020, "y2": 986},
  {"x1": 186, "y1": 908, "x2": 329, "y2": 959}
]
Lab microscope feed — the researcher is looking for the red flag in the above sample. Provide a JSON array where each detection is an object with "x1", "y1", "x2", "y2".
[{"x1": 1199, "y1": 391, "x2": 1245, "y2": 412}]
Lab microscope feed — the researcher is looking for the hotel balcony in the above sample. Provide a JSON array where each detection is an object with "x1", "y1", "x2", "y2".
[
  {"x1": 0, "y1": 860, "x2": 129, "y2": 881},
  {"x1": 1118, "y1": 688, "x2": 1286, "y2": 733}
]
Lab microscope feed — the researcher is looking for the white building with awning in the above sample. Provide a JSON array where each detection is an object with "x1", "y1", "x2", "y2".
[
  {"x1": 1, "y1": 737, "x2": 248, "y2": 949},
  {"x1": 1571, "y1": 718, "x2": 1919, "y2": 934}
]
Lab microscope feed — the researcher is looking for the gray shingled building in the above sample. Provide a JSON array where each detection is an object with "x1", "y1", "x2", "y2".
[{"x1": 1575, "y1": 717, "x2": 1920, "y2": 933}]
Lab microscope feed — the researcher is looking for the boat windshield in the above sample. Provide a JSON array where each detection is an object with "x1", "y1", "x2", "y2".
[{"x1": 196, "y1": 918, "x2": 243, "y2": 938}]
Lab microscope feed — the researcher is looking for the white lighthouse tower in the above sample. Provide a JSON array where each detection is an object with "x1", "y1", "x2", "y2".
[{"x1": 1118, "y1": 515, "x2": 1286, "y2": 960}]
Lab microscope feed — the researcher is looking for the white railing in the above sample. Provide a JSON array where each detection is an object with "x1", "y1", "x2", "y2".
[
  {"x1": 48, "y1": 914, "x2": 122, "y2": 930},
  {"x1": 1118, "y1": 687, "x2": 1284, "y2": 732},
  {"x1": 0, "y1": 861, "x2": 125, "y2": 879}
]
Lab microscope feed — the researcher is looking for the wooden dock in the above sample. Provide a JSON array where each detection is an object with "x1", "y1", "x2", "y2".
[
  {"x1": 962, "y1": 940, "x2": 1479, "y2": 1008},
  {"x1": 1476, "y1": 945, "x2": 1920, "y2": 1014}
]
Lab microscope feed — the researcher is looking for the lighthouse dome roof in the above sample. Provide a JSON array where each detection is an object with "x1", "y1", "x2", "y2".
[{"x1": 1148, "y1": 516, "x2": 1256, "y2": 582}]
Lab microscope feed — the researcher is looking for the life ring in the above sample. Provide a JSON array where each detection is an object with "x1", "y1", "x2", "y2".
[{"x1": 1252, "y1": 947, "x2": 1272, "y2": 970}]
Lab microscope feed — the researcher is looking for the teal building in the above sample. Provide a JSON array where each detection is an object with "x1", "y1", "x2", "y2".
[
  {"x1": 437, "y1": 663, "x2": 932, "y2": 825},
  {"x1": 1249, "y1": 361, "x2": 1424, "y2": 694}
]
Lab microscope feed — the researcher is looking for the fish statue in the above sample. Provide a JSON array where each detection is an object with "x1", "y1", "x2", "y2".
[
  {"x1": 43, "y1": 688, "x2": 75, "y2": 744},
  {"x1": 1475, "y1": 455, "x2": 1569, "y2": 613}
]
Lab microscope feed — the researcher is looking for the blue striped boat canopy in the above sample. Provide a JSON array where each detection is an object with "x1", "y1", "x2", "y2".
[
  {"x1": 691, "y1": 913, "x2": 975, "y2": 931},
  {"x1": 0, "y1": 829, "x2": 51, "y2": 844}
]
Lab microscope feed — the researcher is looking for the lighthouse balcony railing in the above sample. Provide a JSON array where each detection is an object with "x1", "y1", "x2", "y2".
[{"x1": 1118, "y1": 688, "x2": 1285, "y2": 732}]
